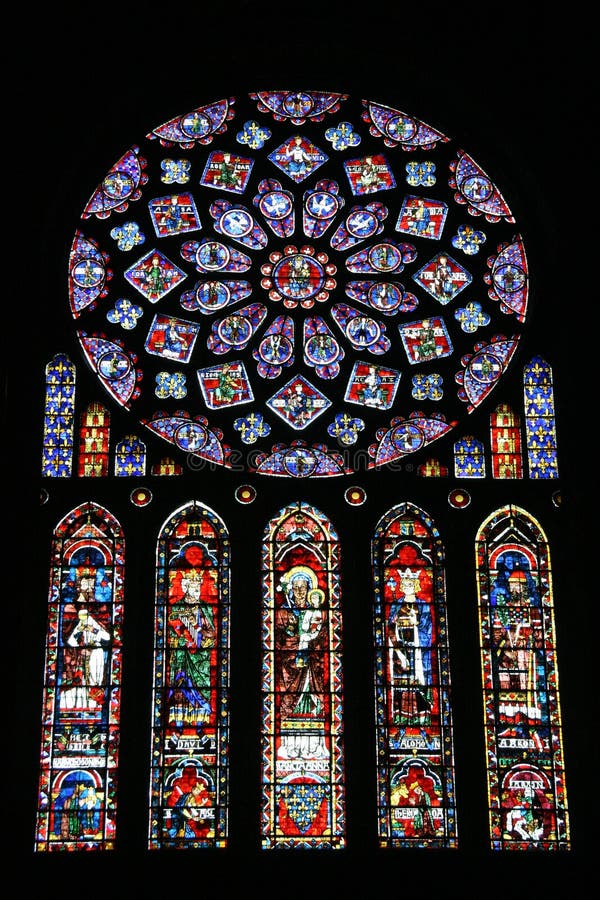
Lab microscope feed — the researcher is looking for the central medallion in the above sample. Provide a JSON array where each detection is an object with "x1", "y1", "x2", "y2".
[
  {"x1": 261, "y1": 244, "x2": 337, "y2": 309},
  {"x1": 274, "y1": 253, "x2": 324, "y2": 299}
]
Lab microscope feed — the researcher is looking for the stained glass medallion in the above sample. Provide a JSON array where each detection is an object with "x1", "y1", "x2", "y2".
[{"x1": 69, "y1": 90, "x2": 528, "y2": 476}]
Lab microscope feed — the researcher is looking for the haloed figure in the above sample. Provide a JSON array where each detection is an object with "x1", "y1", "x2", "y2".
[{"x1": 276, "y1": 570, "x2": 326, "y2": 718}]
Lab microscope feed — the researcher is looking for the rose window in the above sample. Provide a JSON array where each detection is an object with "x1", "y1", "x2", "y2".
[{"x1": 68, "y1": 89, "x2": 528, "y2": 477}]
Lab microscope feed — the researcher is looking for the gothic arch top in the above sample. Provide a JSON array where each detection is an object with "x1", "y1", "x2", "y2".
[{"x1": 68, "y1": 89, "x2": 529, "y2": 479}]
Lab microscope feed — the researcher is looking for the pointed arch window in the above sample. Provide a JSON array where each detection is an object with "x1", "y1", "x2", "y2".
[
  {"x1": 490, "y1": 404, "x2": 523, "y2": 479},
  {"x1": 41, "y1": 354, "x2": 76, "y2": 478},
  {"x1": 523, "y1": 357, "x2": 559, "y2": 479},
  {"x1": 475, "y1": 505, "x2": 570, "y2": 849},
  {"x1": 372, "y1": 502, "x2": 457, "y2": 847},
  {"x1": 261, "y1": 501, "x2": 346, "y2": 848},
  {"x1": 114, "y1": 435, "x2": 147, "y2": 476},
  {"x1": 78, "y1": 402, "x2": 110, "y2": 477},
  {"x1": 34, "y1": 502, "x2": 125, "y2": 851},
  {"x1": 149, "y1": 501, "x2": 230, "y2": 848}
]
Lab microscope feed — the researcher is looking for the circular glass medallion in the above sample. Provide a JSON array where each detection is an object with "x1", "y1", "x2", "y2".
[
  {"x1": 367, "y1": 282, "x2": 404, "y2": 313},
  {"x1": 102, "y1": 171, "x2": 134, "y2": 199},
  {"x1": 386, "y1": 113, "x2": 418, "y2": 141},
  {"x1": 305, "y1": 333, "x2": 340, "y2": 364},
  {"x1": 470, "y1": 352, "x2": 502, "y2": 384},
  {"x1": 283, "y1": 92, "x2": 314, "y2": 117},
  {"x1": 218, "y1": 314, "x2": 252, "y2": 346},
  {"x1": 346, "y1": 316, "x2": 381, "y2": 347},
  {"x1": 345, "y1": 486, "x2": 366, "y2": 506},
  {"x1": 72, "y1": 258, "x2": 104, "y2": 288},
  {"x1": 98, "y1": 350, "x2": 131, "y2": 380},
  {"x1": 346, "y1": 209, "x2": 378, "y2": 238},
  {"x1": 174, "y1": 422, "x2": 208, "y2": 452},
  {"x1": 259, "y1": 333, "x2": 293, "y2": 364},
  {"x1": 368, "y1": 242, "x2": 402, "y2": 272},
  {"x1": 462, "y1": 174, "x2": 493, "y2": 202},
  {"x1": 493, "y1": 263, "x2": 526, "y2": 293},
  {"x1": 197, "y1": 240, "x2": 231, "y2": 270},
  {"x1": 235, "y1": 484, "x2": 257, "y2": 504},
  {"x1": 195, "y1": 281, "x2": 231, "y2": 312},
  {"x1": 448, "y1": 488, "x2": 471, "y2": 509},
  {"x1": 391, "y1": 423, "x2": 425, "y2": 453},
  {"x1": 306, "y1": 191, "x2": 339, "y2": 220},
  {"x1": 131, "y1": 487, "x2": 152, "y2": 507},
  {"x1": 283, "y1": 448, "x2": 318, "y2": 477},
  {"x1": 219, "y1": 208, "x2": 253, "y2": 237},
  {"x1": 273, "y1": 253, "x2": 324, "y2": 300},
  {"x1": 259, "y1": 191, "x2": 293, "y2": 220},
  {"x1": 181, "y1": 111, "x2": 211, "y2": 137}
]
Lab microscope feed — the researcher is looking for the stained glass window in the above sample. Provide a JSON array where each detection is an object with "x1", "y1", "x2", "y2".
[
  {"x1": 149, "y1": 501, "x2": 230, "y2": 848},
  {"x1": 523, "y1": 357, "x2": 559, "y2": 479},
  {"x1": 21, "y1": 54, "x2": 580, "y2": 880},
  {"x1": 475, "y1": 504, "x2": 570, "y2": 850},
  {"x1": 490, "y1": 403, "x2": 523, "y2": 479},
  {"x1": 41, "y1": 354, "x2": 76, "y2": 478},
  {"x1": 62, "y1": 90, "x2": 530, "y2": 481},
  {"x1": 417, "y1": 457, "x2": 448, "y2": 477},
  {"x1": 261, "y1": 501, "x2": 345, "y2": 848},
  {"x1": 78, "y1": 402, "x2": 110, "y2": 477},
  {"x1": 150, "y1": 457, "x2": 183, "y2": 476},
  {"x1": 34, "y1": 501, "x2": 125, "y2": 851},
  {"x1": 130, "y1": 487, "x2": 152, "y2": 506},
  {"x1": 372, "y1": 502, "x2": 457, "y2": 847},
  {"x1": 453, "y1": 436, "x2": 486, "y2": 478},
  {"x1": 114, "y1": 434, "x2": 147, "y2": 476}
]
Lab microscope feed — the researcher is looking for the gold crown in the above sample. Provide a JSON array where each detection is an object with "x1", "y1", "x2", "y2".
[{"x1": 183, "y1": 569, "x2": 203, "y2": 582}]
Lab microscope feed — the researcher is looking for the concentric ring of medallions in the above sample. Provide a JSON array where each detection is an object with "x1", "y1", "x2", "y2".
[{"x1": 68, "y1": 89, "x2": 528, "y2": 477}]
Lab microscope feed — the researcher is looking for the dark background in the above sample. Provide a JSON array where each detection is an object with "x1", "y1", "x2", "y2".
[{"x1": 7, "y1": 3, "x2": 591, "y2": 892}]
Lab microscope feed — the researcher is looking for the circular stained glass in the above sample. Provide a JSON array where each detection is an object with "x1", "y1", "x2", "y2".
[
  {"x1": 130, "y1": 487, "x2": 153, "y2": 506},
  {"x1": 345, "y1": 486, "x2": 366, "y2": 506},
  {"x1": 69, "y1": 89, "x2": 529, "y2": 478},
  {"x1": 448, "y1": 488, "x2": 471, "y2": 509},
  {"x1": 235, "y1": 484, "x2": 257, "y2": 504}
]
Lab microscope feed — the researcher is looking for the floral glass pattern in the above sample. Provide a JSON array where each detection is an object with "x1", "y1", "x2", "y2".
[{"x1": 41, "y1": 354, "x2": 76, "y2": 478}]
